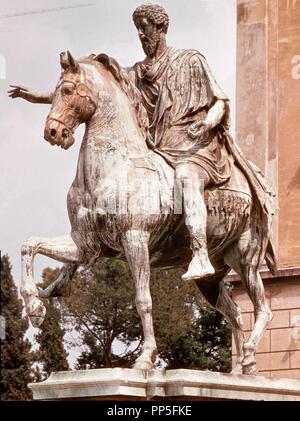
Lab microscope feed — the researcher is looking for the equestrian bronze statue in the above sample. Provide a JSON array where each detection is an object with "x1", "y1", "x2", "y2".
[{"x1": 9, "y1": 4, "x2": 277, "y2": 375}]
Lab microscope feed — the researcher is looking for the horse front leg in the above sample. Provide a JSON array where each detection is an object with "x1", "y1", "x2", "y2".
[
  {"x1": 21, "y1": 235, "x2": 81, "y2": 327},
  {"x1": 122, "y1": 230, "x2": 157, "y2": 371},
  {"x1": 38, "y1": 263, "x2": 78, "y2": 298}
]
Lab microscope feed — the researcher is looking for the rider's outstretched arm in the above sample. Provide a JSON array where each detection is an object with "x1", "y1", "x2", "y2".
[
  {"x1": 30, "y1": 91, "x2": 54, "y2": 104},
  {"x1": 8, "y1": 85, "x2": 54, "y2": 104}
]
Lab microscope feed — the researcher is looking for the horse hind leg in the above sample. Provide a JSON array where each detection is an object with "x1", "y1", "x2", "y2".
[
  {"x1": 195, "y1": 270, "x2": 245, "y2": 375},
  {"x1": 216, "y1": 281, "x2": 245, "y2": 374},
  {"x1": 224, "y1": 232, "x2": 273, "y2": 375},
  {"x1": 122, "y1": 230, "x2": 157, "y2": 371},
  {"x1": 242, "y1": 269, "x2": 272, "y2": 375}
]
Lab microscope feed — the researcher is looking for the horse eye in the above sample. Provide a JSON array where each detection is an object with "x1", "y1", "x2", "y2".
[
  {"x1": 63, "y1": 87, "x2": 73, "y2": 95},
  {"x1": 75, "y1": 107, "x2": 81, "y2": 113}
]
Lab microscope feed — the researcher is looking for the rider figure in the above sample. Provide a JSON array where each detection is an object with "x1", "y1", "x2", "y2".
[{"x1": 129, "y1": 4, "x2": 233, "y2": 281}]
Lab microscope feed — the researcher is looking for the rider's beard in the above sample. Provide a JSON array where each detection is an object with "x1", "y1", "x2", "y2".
[{"x1": 141, "y1": 31, "x2": 161, "y2": 57}]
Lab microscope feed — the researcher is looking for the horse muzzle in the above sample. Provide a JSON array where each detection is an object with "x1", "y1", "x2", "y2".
[{"x1": 44, "y1": 119, "x2": 75, "y2": 150}]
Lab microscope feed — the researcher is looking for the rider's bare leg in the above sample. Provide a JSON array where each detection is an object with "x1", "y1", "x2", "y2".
[{"x1": 176, "y1": 162, "x2": 215, "y2": 281}]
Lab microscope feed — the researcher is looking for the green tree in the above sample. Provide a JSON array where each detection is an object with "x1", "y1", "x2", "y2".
[
  {"x1": 34, "y1": 268, "x2": 69, "y2": 379},
  {"x1": 63, "y1": 259, "x2": 141, "y2": 368},
  {"x1": 62, "y1": 258, "x2": 231, "y2": 371},
  {"x1": 0, "y1": 254, "x2": 33, "y2": 400},
  {"x1": 150, "y1": 267, "x2": 199, "y2": 362},
  {"x1": 161, "y1": 305, "x2": 232, "y2": 372}
]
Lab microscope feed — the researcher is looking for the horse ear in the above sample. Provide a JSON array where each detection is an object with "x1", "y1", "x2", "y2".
[
  {"x1": 60, "y1": 51, "x2": 69, "y2": 70},
  {"x1": 94, "y1": 53, "x2": 109, "y2": 65},
  {"x1": 60, "y1": 51, "x2": 78, "y2": 71},
  {"x1": 67, "y1": 50, "x2": 78, "y2": 70}
]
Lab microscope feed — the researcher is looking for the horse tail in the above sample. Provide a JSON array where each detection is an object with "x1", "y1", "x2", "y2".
[{"x1": 265, "y1": 239, "x2": 277, "y2": 276}]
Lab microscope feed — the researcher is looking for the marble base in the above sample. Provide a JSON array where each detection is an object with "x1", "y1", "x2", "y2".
[{"x1": 29, "y1": 368, "x2": 300, "y2": 401}]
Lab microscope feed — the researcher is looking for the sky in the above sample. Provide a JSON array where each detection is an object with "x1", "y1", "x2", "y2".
[{"x1": 0, "y1": 0, "x2": 236, "y2": 361}]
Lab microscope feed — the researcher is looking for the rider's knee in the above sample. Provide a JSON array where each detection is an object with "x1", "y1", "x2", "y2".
[
  {"x1": 175, "y1": 164, "x2": 209, "y2": 187},
  {"x1": 175, "y1": 166, "x2": 185, "y2": 181},
  {"x1": 175, "y1": 164, "x2": 196, "y2": 182}
]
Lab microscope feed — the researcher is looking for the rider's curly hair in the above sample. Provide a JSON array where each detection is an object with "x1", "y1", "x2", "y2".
[{"x1": 132, "y1": 4, "x2": 169, "y2": 34}]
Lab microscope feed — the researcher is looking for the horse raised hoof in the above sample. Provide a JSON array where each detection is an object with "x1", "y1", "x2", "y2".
[{"x1": 28, "y1": 297, "x2": 46, "y2": 328}]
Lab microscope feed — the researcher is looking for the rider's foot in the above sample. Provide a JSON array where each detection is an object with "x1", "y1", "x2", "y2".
[{"x1": 181, "y1": 251, "x2": 215, "y2": 281}]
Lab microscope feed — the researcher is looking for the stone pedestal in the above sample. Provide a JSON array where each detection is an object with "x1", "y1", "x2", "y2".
[{"x1": 29, "y1": 368, "x2": 300, "y2": 401}]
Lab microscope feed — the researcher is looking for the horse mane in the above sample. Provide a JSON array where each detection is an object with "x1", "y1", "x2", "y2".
[{"x1": 81, "y1": 53, "x2": 149, "y2": 137}]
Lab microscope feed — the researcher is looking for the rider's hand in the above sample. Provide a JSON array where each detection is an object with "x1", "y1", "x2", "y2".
[
  {"x1": 188, "y1": 120, "x2": 212, "y2": 140},
  {"x1": 8, "y1": 85, "x2": 39, "y2": 103}
]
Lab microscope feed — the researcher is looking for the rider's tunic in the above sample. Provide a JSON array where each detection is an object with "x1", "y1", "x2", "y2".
[{"x1": 129, "y1": 47, "x2": 233, "y2": 186}]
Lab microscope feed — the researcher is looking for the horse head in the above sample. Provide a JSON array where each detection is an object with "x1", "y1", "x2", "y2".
[
  {"x1": 44, "y1": 50, "x2": 149, "y2": 151},
  {"x1": 44, "y1": 51, "x2": 99, "y2": 149}
]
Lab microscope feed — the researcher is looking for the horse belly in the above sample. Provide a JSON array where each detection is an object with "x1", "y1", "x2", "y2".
[{"x1": 150, "y1": 189, "x2": 252, "y2": 269}]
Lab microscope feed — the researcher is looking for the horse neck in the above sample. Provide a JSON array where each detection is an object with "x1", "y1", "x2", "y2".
[{"x1": 84, "y1": 68, "x2": 148, "y2": 157}]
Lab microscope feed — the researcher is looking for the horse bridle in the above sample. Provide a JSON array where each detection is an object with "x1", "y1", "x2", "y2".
[{"x1": 48, "y1": 79, "x2": 98, "y2": 133}]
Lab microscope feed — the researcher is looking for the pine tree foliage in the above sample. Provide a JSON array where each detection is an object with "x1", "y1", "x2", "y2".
[
  {"x1": 63, "y1": 259, "x2": 141, "y2": 368},
  {"x1": 34, "y1": 268, "x2": 69, "y2": 379},
  {"x1": 0, "y1": 254, "x2": 33, "y2": 400}
]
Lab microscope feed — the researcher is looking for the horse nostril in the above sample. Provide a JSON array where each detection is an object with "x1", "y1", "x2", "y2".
[{"x1": 50, "y1": 128, "x2": 57, "y2": 138}]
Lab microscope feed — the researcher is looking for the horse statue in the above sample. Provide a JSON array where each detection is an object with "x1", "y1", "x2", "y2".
[{"x1": 20, "y1": 51, "x2": 276, "y2": 375}]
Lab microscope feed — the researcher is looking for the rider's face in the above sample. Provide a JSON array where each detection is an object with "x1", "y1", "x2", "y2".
[{"x1": 135, "y1": 17, "x2": 161, "y2": 56}]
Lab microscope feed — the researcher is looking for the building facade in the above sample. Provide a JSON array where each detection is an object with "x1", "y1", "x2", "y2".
[{"x1": 233, "y1": 0, "x2": 300, "y2": 379}]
